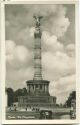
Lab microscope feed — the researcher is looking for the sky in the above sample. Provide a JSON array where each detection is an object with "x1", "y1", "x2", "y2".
[{"x1": 5, "y1": 4, "x2": 75, "y2": 104}]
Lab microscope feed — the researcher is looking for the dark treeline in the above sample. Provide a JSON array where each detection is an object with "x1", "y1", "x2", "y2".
[
  {"x1": 6, "y1": 87, "x2": 76, "y2": 107},
  {"x1": 6, "y1": 88, "x2": 27, "y2": 106},
  {"x1": 64, "y1": 91, "x2": 76, "y2": 107}
]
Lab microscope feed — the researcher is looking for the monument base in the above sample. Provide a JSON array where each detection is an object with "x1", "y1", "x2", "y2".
[
  {"x1": 18, "y1": 80, "x2": 56, "y2": 108},
  {"x1": 18, "y1": 95, "x2": 56, "y2": 108}
]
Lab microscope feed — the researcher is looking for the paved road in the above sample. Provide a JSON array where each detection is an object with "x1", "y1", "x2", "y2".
[
  {"x1": 60, "y1": 115, "x2": 70, "y2": 119},
  {"x1": 6, "y1": 111, "x2": 71, "y2": 120}
]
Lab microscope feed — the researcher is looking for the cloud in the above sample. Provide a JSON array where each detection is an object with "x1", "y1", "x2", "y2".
[
  {"x1": 42, "y1": 31, "x2": 64, "y2": 52},
  {"x1": 40, "y1": 5, "x2": 70, "y2": 37},
  {"x1": 5, "y1": 4, "x2": 70, "y2": 40},
  {"x1": 6, "y1": 40, "x2": 33, "y2": 90},
  {"x1": 49, "y1": 74, "x2": 76, "y2": 103},
  {"x1": 51, "y1": 16, "x2": 70, "y2": 37},
  {"x1": 6, "y1": 40, "x2": 16, "y2": 55},
  {"x1": 66, "y1": 43, "x2": 75, "y2": 57},
  {"x1": 14, "y1": 27, "x2": 34, "y2": 48},
  {"x1": 6, "y1": 40, "x2": 32, "y2": 69},
  {"x1": 6, "y1": 67, "x2": 33, "y2": 90},
  {"x1": 38, "y1": 5, "x2": 70, "y2": 37},
  {"x1": 42, "y1": 51, "x2": 75, "y2": 80},
  {"x1": 41, "y1": 29, "x2": 75, "y2": 82}
]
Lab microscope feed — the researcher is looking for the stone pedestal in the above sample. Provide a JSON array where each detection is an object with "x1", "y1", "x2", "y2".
[{"x1": 26, "y1": 80, "x2": 49, "y2": 96}]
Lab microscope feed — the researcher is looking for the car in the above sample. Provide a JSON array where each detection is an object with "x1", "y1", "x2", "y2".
[{"x1": 39, "y1": 110, "x2": 52, "y2": 119}]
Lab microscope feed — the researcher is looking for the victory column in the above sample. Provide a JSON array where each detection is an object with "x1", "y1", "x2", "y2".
[{"x1": 18, "y1": 15, "x2": 56, "y2": 108}]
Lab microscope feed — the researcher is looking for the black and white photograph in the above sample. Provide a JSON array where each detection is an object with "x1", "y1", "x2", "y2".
[{"x1": 1, "y1": 0, "x2": 79, "y2": 124}]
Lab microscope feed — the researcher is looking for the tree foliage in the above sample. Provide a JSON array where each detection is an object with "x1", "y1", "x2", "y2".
[
  {"x1": 65, "y1": 91, "x2": 76, "y2": 107},
  {"x1": 14, "y1": 88, "x2": 27, "y2": 102},
  {"x1": 6, "y1": 87, "x2": 27, "y2": 106},
  {"x1": 6, "y1": 88, "x2": 14, "y2": 106}
]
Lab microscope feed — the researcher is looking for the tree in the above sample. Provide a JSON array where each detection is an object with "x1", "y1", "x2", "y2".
[
  {"x1": 6, "y1": 87, "x2": 27, "y2": 105},
  {"x1": 6, "y1": 88, "x2": 14, "y2": 106},
  {"x1": 14, "y1": 88, "x2": 27, "y2": 102},
  {"x1": 65, "y1": 91, "x2": 76, "y2": 107},
  {"x1": 22, "y1": 88, "x2": 27, "y2": 95}
]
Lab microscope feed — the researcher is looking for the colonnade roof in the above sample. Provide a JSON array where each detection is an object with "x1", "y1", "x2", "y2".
[{"x1": 26, "y1": 80, "x2": 50, "y2": 84}]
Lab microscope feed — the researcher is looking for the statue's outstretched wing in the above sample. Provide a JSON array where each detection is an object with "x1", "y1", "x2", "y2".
[{"x1": 33, "y1": 15, "x2": 43, "y2": 20}]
